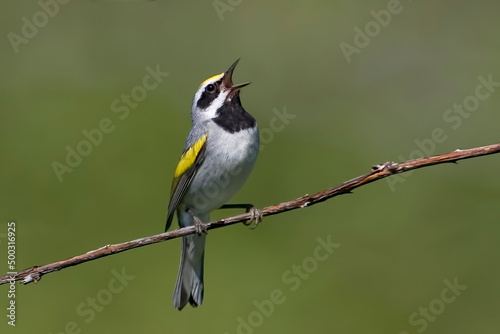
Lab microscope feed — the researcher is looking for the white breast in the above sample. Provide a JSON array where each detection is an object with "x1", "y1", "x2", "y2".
[{"x1": 182, "y1": 124, "x2": 259, "y2": 214}]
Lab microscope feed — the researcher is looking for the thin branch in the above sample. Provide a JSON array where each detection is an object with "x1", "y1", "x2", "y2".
[{"x1": 1, "y1": 143, "x2": 499, "y2": 286}]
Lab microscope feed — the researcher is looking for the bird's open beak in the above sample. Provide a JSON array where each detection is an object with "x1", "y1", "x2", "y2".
[{"x1": 222, "y1": 59, "x2": 250, "y2": 95}]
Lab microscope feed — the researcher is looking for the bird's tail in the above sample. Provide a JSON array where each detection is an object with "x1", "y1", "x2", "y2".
[{"x1": 173, "y1": 232, "x2": 206, "y2": 310}]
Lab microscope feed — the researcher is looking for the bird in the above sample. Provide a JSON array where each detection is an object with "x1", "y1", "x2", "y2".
[{"x1": 165, "y1": 59, "x2": 261, "y2": 310}]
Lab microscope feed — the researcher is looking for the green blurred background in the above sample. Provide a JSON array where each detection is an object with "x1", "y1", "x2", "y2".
[{"x1": 1, "y1": 1, "x2": 500, "y2": 333}]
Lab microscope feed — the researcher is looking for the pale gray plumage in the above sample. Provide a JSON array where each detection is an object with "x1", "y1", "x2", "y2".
[{"x1": 167, "y1": 60, "x2": 259, "y2": 310}]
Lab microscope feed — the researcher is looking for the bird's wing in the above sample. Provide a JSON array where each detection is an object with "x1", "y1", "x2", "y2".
[{"x1": 165, "y1": 134, "x2": 208, "y2": 231}]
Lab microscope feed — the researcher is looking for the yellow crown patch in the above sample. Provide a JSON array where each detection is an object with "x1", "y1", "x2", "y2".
[{"x1": 200, "y1": 73, "x2": 224, "y2": 87}]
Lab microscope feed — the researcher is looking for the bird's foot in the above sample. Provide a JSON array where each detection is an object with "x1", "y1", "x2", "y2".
[
  {"x1": 243, "y1": 206, "x2": 263, "y2": 229},
  {"x1": 188, "y1": 210, "x2": 208, "y2": 235},
  {"x1": 193, "y1": 216, "x2": 208, "y2": 235}
]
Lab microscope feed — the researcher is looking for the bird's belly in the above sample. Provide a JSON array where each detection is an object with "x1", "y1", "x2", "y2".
[{"x1": 182, "y1": 128, "x2": 259, "y2": 214}]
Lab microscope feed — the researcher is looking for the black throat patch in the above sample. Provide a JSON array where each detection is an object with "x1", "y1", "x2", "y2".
[{"x1": 213, "y1": 94, "x2": 256, "y2": 133}]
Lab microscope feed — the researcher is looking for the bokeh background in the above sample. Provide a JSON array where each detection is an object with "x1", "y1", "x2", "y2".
[{"x1": 1, "y1": 1, "x2": 500, "y2": 333}]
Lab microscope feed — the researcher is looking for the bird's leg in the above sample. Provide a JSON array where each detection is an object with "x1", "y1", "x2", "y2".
[
  {"x1": 219, "y1": 204, "x2": 263, "y2": 229},
  {"x1": 187, "y1": 209, "x2": 208, "y2": 235}
]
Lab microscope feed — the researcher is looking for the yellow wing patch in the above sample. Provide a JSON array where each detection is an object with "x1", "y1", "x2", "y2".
[
  {"x1": 174, "y1": 134, "x2": 207, "y2": 178},
  {"x1": 200, "y1": 73, "x2": 224, "y2": 87}
]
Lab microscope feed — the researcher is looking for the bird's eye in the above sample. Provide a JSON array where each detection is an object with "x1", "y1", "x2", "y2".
[{"x1": 206, "y1": 84, "x2": 216, "y2": 93}]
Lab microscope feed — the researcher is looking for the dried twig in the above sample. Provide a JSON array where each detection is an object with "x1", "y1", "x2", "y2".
[{"x1": 1, "y1": 143, "x2": 499, "y2": 286}]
